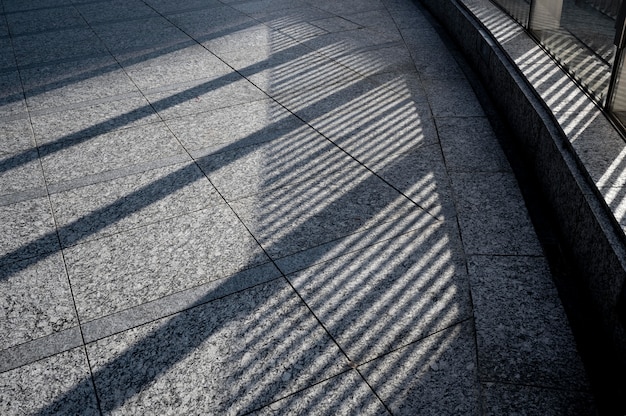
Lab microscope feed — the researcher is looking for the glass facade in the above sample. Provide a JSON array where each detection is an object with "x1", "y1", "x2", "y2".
[{"x1": 493, "y1": 0, "x2": 626, "y2": 127}]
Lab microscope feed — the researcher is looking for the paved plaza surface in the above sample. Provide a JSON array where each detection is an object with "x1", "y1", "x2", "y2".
[{"x1": 0, "y1": 0, "x2": 598, "y2": 414}]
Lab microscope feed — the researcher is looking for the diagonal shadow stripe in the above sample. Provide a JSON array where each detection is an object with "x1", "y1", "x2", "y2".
[
  {"x1": 32, "y1": 147, "x2": 453, "y2": 414},
  {"x1": 3, "y1": 3, "x2": 471, "y2": 413},
  {"x1": 0, "y1": 31, "x2": 348, "y2": 178},
  {"x1": 22, "y1": 66, "x2": 457, "y2": 416}
]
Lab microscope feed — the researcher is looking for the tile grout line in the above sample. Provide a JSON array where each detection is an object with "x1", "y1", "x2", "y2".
[
  {"x1": 422, "y1": 0, "x2": 596, "y2": 409},
  {"x1": 407, "y1": 3, "x2": 508, "y2": 412},
  {"x1": 0, "y1": 0, "x2": 107, "y2": 408},
  {"x1": 145, "y1": 5, "x2": 418, "y2": 408},
  {"x1": 239, "y1": 367, "x2": 358, "y2": 415},
  {"x1": 0, "y1": 0, "x2": 596, "y2": 414},
  {"x1": 42, "y1": 2, "x2": 133, "y2": 413},
  {"x1": 240, "y1": 8, "x2": 478, "y2": 409},
  {"x1": 230, "y1": 3, "x2": 476, "y2": 411},
  {"x1": 50, "y1": 3, "x2": 364, "y2": 408},
  {"x1": 2, "y1": 0, "x2": 448, "y2": 368},
  {"x1": 3, "y1": 0, "x2": 97, "y2": 375},
  {"x1": 354, "y1": 4, "x2": 477, "y2": 411},
  {"x1": 0, "y1": 263, "x2": 282, "y2": 374}
]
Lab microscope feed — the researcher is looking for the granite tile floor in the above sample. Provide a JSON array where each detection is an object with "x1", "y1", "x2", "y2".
[{"x1": 0, "y1": 0, "x2": 598, "y2": 414}]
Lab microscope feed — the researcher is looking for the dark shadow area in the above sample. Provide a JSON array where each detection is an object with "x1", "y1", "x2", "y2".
[
  {"x1": 496, "y1": 100, "x2": 626, "y2": 416},
  {"x1": 0, "y1": 38, "x2": 304, "y2": 177},
  {"x1": 0, "y1": 5, "x2": 469, "y2": 412},
  {"x1": 29, "y1": 79, "x2": 463, "y2": 414},
  {"x1": 0, "y1": 1, "x2": 259, "y2": 105},
  {"x1": 433, "y1": 3, "x2": 626, "y2": 410},
  {"x1": 3, "y1": 0, "x2": 592, "y2": 414}
]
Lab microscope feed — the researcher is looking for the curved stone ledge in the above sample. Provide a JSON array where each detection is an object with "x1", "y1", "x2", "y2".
[{"x1": 419, "y1": 0, "x2": 626, "y2": 403}]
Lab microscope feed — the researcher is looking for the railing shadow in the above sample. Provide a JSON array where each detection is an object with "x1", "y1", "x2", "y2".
[
  {"x1": 1, "y1": 1, "x2": 259, "y2": 106},
  {"x1": 2, "y1": 1, "x2": 472, "y2": 414},
  {"x1": 33, "y1": 145, "x2": 463, "y2": 414}
]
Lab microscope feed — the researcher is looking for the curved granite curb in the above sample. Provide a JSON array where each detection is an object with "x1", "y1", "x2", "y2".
[{"x1": 418, "y1": 0, "x2": 626, "y2": 409}]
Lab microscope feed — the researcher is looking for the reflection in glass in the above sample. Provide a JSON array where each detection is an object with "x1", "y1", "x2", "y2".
[
  {"x1": 492, "y1": 0, "x2": 532, "y2": 25},
  {"x1": 529, "y1": 0, "x2": 619, "y2": 105}
]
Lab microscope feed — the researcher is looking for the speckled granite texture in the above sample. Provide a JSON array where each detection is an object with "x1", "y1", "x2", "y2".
[{"x1": 0, "y1": 0, "x2": 596, "y2": 414}]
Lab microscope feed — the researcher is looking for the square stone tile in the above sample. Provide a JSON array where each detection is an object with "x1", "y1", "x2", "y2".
[
  {"x1": 275, "y1": 21, "x2": 328, "y2": 42},
  {"x1": 359, "y1": 322, "x2": 481, "y2": 415},
  {"x1": 39, "y1": 122, "x2": 186, "y2": 185},
  {"x1": 0, "y1": 149, "x2": 46, "y2": 200},
  {"x1": 122, "y1": 44, "x2": 233, "y2": 91},
  {"x1": 0, "y1": 17, "x2": 8, "y2": 37},
  {"x1": 288, "y1": 220, "x2": 471, "y2": 363},
  {"x1": 11, "y1": 28, "x2": 109, "y2": 67},
  {"x1": 81, "y1": 262, "x2": 282, "y2": 343},
  {"x1": 87, "y1": 279, "x2": 347, "y2": 414},
  {"x1": 0, "y1": 72, "x2": 27, "y2": 118},
  {"x1": 0, "y1": 252, "x2": 77, "y2": 351},
  {"x1": 410, "y1": 47, "x2": 466, "y2": 82},
  {"x1": 468, "y1": 255, "x2": 590, "y2": 390},
  {"x1": 0, "y1": 327, "x2": 83, "y2": 374},
  {"x1": 2, "y1": 0, "x2": 73, "y2": 13},
  {"x1": 273, "y1": 76, "x2": 380, "y2": 124},
  {"x1": 30, "y1": 95, "x2": 160, "y2": 143},
  {"x1": 5, "y1": 6, "x2": 87, "y2": 36},
  {"x1": 0, "y1": 118, "x2": 36, "y2": 156},
  {"x1": 481, "y1": 382, "x2": 598, "y2": 415},
  {"x1": 0, "y1": 39, "x2": 17, "y2": 70},
  {"x1": 421, "y1": 77, "x2": 486, "y2": 117},
  {"x1": 387, "y1": 5, "x2": 429, "y2": 28},
  {"x1": 0, "y1": 347, "x2": 99, "y2": 416},
  {"x1": 368, "y1": 71, "x2": 430, "y2": 104},
  {"x1": 65, "y1": 204, "x2": 270, "y2": 321},
  {"x1": 75, "y1": 0, "x2": 158, "y2": 24},
  {"x1": 311, "y1": 91, "x2": 438, "y2": 166},
  {"x1": 167, "y1": 6, "x2": 257, "y2": 40},
  {"x1": 167, "y1": 99, "x2": 304, "y2": 153},
  {"x1": 450, "y1": 172, "x2": 543, "y2": 256},
  {"x1": 249, "y1": 6, "x2": 334, "y2": 29},
  {"x1": 91, "y1": 17, "x2": 191, "y2": 55},
  {"x1": 145, "y1": 75, "x2": 267, "y2": 120},
  {"x1": 110, "y1": 39, "x2": 193, "y2": 66},
  {"x1": 304, "y1": 28, "x2": 403, "y2": 61},
  {"x1": 196, "y1": 125, "x2": 358, "y2": 201},
  {"x1": 203, "y1": 26, "x2": 294, "y2": 56},
  {"x1": 333, "y1": 45, "x2": 416, "y2": 77},
  {"x1": 251, "y1": 370, "x2": 388, "y2": 414},
  {"x1": 341, "y1": 10, "x2": 398, "y2": 33},
  {"x1": 146, "y1": 0, "x2": 223, "y2": 15},
  {"x1": 311, "y1": 16, "x2": 362, "y2": 32},
  {"x1": 400, "y1": 26, "x2": 444, "y2": 50},
  {"x1": 273, "y1": 205, "x2": 444, "y2": 276},
  {"x1": 229, "y1": 166, "x2": 426, "y2": 260},
  {"x1": 0, "y1": 197, "x2": 59, "y2": 266},
  {"x1": 21, "y1": 58, "x2": 139, "y2": 111},
  {"x1": 50, "y1": 162, "x2": 220, "y2": 247},
  {"x1": 437, "y1": 116, "x2": 511, "y2": 172},
  {"x1": 230, "y1": 0, "x2": 309, "y2": 15},
  {"x1": 217, "y1": 44, "x2": 293, "y2": 75},
  {"x1": 369, "y1": 145, "x2": 456, "y2": 221},
  {"x1": 230, "y1": 47, "x2": 362, "y2": 95},
  {"x1": 315, "y1": 0, "x2": 386, "y2": 16},
  {"x1": 279, "y1": 80, "x2": 438, "y2": 165}
]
